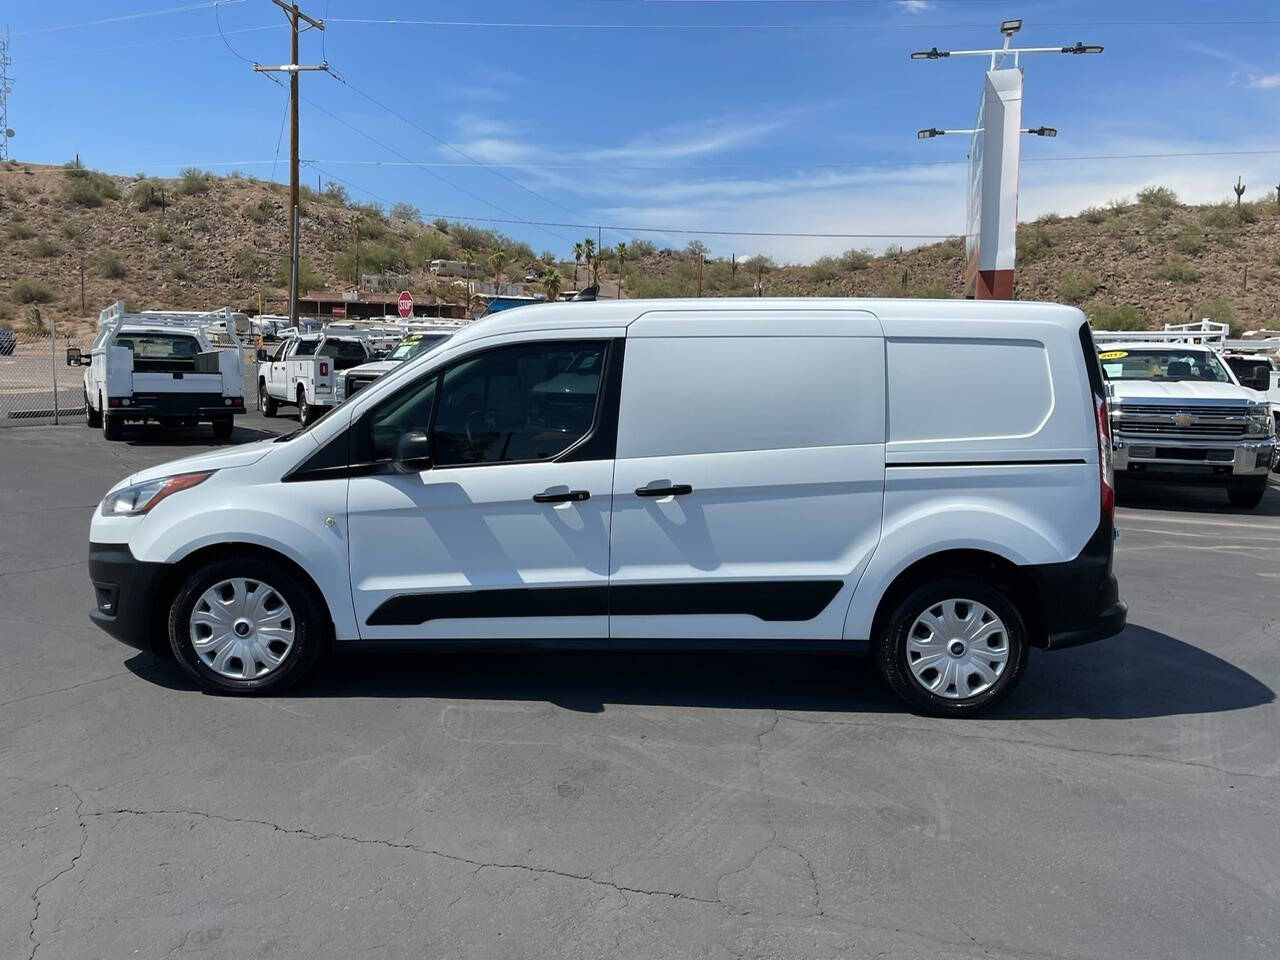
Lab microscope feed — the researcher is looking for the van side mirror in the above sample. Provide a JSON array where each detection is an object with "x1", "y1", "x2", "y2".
[
  {"x1": 1248, "y1": 369, "x2": 1271, "y2": 391},
  {"x1": 66, "y1": 347, "x2": 83, "y2": 367},
  {"x1": 256, "y1": 348, "x2": 268, "y2": 362},
  {"x1": 393, "y1": 430, "x2": 433, "y2": 473}
]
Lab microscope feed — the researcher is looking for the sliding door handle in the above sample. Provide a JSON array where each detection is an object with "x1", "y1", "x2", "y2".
[
  {"x1": 635, "y1": 483, "x2": 693, "y2": 498},
  {"x1": 533, "y1": 489, "x2": 590, "y2": 503}
]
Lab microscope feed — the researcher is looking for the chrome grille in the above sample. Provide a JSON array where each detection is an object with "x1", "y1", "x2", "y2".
[{"x1": 1112, "y1": 403, "x2": 1250, "y2": 439}]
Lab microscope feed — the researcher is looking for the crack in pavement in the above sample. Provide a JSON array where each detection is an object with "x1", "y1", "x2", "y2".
[
  {"x1": 0, "y1": 671, "x2": 131, "y2": 710},
  {"x1": 25, "y1": 782, "x2": 89, "y2": 960},
  {"x1": 0, "y1": 560, "x2": 85, "y2": 580}
]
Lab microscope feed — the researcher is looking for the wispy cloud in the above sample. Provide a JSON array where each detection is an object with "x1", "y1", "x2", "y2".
[
  {"x1": 1247, "y1": 73, "x2": 1280, "y2": 89},
  {"x1": 895, "y1": 1, "x2": 936, "y2": 14}
]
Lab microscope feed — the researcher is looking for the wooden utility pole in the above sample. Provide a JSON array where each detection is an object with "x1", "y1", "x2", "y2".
[{"x1": 254, "y1": 1, "x2": 327, "y2": 324}]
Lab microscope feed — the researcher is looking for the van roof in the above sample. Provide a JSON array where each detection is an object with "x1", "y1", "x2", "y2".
[{"x1": 445, "y1": 297, "x2": 1086, "y2": 350}]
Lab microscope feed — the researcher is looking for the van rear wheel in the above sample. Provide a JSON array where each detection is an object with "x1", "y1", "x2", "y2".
[
  {"x1": 875, "y1": 576, "x2": 1029, "y2": 717},
  {"x1": 168, "y1": 555, "x2": 326, "y2": 695}
]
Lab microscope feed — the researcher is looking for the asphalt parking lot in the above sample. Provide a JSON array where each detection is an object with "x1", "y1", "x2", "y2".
[{"x1": 2, "y1": 413, "x2": 1278, "y2": 960}]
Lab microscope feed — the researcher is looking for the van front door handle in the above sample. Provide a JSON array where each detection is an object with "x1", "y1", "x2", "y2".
[
  {"x1": 533, "y1": 489, "x2": 590, "y2": 503},
  {"x1": 635, "y1": 483, "x2": 693, "y2": 498}
]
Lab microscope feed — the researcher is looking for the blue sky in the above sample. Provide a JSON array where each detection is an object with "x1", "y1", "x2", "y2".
[{"x1": 8, "y1": 0, "x2": 1280, "y2": 261}]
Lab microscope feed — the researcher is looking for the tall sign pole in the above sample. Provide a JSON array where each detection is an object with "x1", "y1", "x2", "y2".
[
  {"x1": 254, "y1": 1, "x2": 327, "y2": 325},
  {"x1": 912, "y1": 19, "x2": 1102, "y2": 299}
]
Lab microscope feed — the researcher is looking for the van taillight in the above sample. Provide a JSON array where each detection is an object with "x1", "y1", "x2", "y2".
[
  {"x1": 1095, "y1": 394, "x2": 1115, "y2": 516},
  {"x1": 319, "y1": 361, "x2": 329, "y2": 376}
]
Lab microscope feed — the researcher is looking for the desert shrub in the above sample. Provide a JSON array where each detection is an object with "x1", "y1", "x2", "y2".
[
  {"x1": 176, "y1": 235, "x2": 193, "y2": 250},
  {"x1": 170, "y1": 262, "x2": 189, "y2": 281},
  {"x1": 840, "y1": 247, "x2": 873, "y2": 270},
  {"x1": 740, "y1": 254, "x2": 776, "y2": 274},
  {"x1": 1018, "y1": 224, "x2": 1053, "y2": 264},
  {"x1": 432, "y1": 217, "x2": 450, "y2": 233},
  {"x1": 1200, "y1": 203, "x2": 1236, "y2": 228},
  {"x1": 1236, "y1": 203, "x2": 1259, "y2": 224},
  {"x1": 412, "y1": 231, "x2": 454, "y2": 263},
  {"x1": 1081, "y1": 206, "x2": 1107, "y2": 224},
  {"x1": 153, "y1": 224, "x2": 171, "y2": 244},
  {"x1": 1089, "y1": 304, "x2": 1145, "y2": 331},
  {"x1": 11, "y1": 278, "x2": 53, "y2": 304},
  {"x1": 1174, "y1": 226, "x2": 1206, "y2": 256},
  {"x1": 190, "y1": 216, "x2": 211, "y2": 233},
  {"x1": 809, "y1": 256, "x2": 842, "y2": 282},
  {"x1": 7, "y1": 222, "x2": 35, "y2": 240},
  {"x1": 178, "y1": 167, "x2": 209, "y2": 195},
  {"x1": 64, "y1": 173, "x2": 120, "y2": 208},
  {"x1": 391, "y1": 201, "x2": 422, "y2": 222},
  {"x1": 1105, "y1": 196, "x2": 1131, "y2": 216},
  {"x1": 1154, "y1": 258, "x2": 1199, "y2": 283},
  {"x1": 32, "y1": 237, "x2": 61, "y2": 258},
  {"x1": 131, "y1": 178, "x2": 162, "y2": 212},
  {"x1": 273, "y1": 257, "x2": 325, "y2": 291},
  {"x1": 1058, "y1": 271, "x2": 1102, "y2": 303},
  {"x1": 903, "y1": 282, "x2": 951, "y2": 299},
  {"x1": 1035, "y1": 212, "x2": 1061, "y2": 225},
  {"x1": 322, "y1": 182, "x2": 350, "y2": 205},
  {"x1": 232, "y1": 246, "x2": 260, "y2": 279},
  {"x1": 99, "y1": 254, "x2": 127, "y2": 279},
  {"x1": 60, "y1": 222, "x2": 82, "y2": 241},
  {"x1": 1197, "y1": 297, "x2": 1235, "y2": 329},
  {"x1": 625, "y1": 237, "x2": 657, "y2": 258},
  {"x1": 244, "y1": 200, "x2": 271, "y2": 224},
  {"x1": 1137, "y1": 185, "x2": 1179, "y2": 207}
]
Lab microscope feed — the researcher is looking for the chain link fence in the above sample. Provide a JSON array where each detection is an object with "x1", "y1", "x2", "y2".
[{"x1": 0, "y1": 326, "x2": 94, "y2": 427}]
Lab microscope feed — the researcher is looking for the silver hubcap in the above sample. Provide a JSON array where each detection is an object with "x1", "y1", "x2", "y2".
[
  {"x1": 189, "y1": 578, "x2": 296, "y2": 681},
  {"x1": 906, "y1": 598, "x2": 1010, "y2": 700}
]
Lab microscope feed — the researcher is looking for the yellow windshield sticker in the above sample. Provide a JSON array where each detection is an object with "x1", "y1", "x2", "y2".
[{"x1": 1098, "y1": 350, "x2": 1128, "y2": 360}]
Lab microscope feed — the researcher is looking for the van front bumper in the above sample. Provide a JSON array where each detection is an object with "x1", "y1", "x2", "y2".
[
  {"x1": 1025, "y1": 513, "x2": 1127, "y2": 650},
  {"x1": 88, "y1": 542, "x2": 166, "y2": 651},
  {"x1": 1113, "y1": 436, "x2": 1274, "y2": 478}
]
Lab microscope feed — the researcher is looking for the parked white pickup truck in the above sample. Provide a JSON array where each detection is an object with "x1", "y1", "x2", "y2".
[
  {"x1": 1222, "y1": 344, "x2": 1280, "y2": 434},
  {"x1": 256, "y1": 332, "x2": 375, "y2": 424},
  {"x1": 72, "y1": 302, "x2": 246, "y2": 441},
  {"x1": 1095, "y1": 329, "x2": 1275, "y2": 508},
  {"x1": 333, "y1": 326, "x2": 460, "y2": 405}
]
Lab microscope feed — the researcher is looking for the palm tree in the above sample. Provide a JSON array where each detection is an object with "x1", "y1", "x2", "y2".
[
  {"x1": 583, "y1": 237, "x2": 596, "y2": 286},
  {"x1": 487, "y1": 248, "x2": 506, "y2": 288},
  {"x1": 542, "y1": 266, "x2": 562, "y2": 302},
  {"x1": 572, "y1": 242, "x2": 584, "y2": 286},
  {"x1": 615, "y1": 242, "x2": 627, "y2": 298}
]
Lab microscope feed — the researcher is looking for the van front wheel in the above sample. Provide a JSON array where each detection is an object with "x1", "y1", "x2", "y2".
[
  {"x1": 168, "y1": 556, "x2": 326, "y2": 695},
  {"x1": 875, "y1": 576, "x2": 1029, "y2": 717}
]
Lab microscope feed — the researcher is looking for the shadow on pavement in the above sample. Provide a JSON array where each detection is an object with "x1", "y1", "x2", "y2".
[
  {"x1": 125, "y1": 623, "x2": 1273, "y2": 720},
  {"x1": 118, "y1": 423, "x2": 282, "y2": 447},
  {"x1": 1117, "y1": 477, "x2": 1280, "y2": 518}
]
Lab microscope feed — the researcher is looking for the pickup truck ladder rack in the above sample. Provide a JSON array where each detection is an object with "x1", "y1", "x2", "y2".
[{"x1": 97, "y1": 301, "x2": 242, "y2": 350}]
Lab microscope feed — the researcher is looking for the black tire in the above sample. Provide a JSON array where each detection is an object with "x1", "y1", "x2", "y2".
[
  {"x1": 1227, "y1": 478, "x2": 1267, "y2": 509},
  {"x1": 85, "y1": 389, "x2": 102, "y2": 428},
  {"x1": 259, "y1": 379, "x2": 278, "y2": 417},
  {"x1": 875, "y1": 575, "x2": 1030, "y2": 717},
  {"x1": 211, "y1": 417, "x2": 234, "y2": 441},
  {"x1": 102, "y1": 408, "x2": 123, "y2": 441},
  {"x1": 167, "y1": 554, "x2": 327, "y2": 695},
  {"x1": 297, "y1": 388, "x2": 312, "y2": 426}
]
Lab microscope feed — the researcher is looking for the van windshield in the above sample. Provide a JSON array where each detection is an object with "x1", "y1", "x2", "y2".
[{"x1": 1099, "y1": 349, "x2": 1231, "y2": 383}]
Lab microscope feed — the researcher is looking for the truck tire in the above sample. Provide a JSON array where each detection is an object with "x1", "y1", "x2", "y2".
[
  {"x1": 85, "y1": 389, "x2": 102, "y2": 428},
  {"x1": 211, "y1": 417, "x2": 234, "y2": 441},
  {"x1": 1227, "y1": 477, "x2": 1267, "y2": 509},
  {"x1": 875, "y1": 575, "x2": 1030, "y2": 717},
  {"x1": 167, "y1": 554, "x2": 327, "y2": 695},
  {"x1": 297, "y1": 387, "x2": 313, "y2": 426},
  {"x1": 258, "y1": 379, "x2": 278, "y2": 418},
  {"x1": 102, "y1": 409, "x2": 123, "y2": 441}
]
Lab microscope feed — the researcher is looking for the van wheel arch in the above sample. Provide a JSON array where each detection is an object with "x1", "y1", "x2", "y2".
[
  {"x1": 148, "y1": 543, "x2": 336, "y2": 657},
  {"x1": 869, "y1": 549, "x2": 1046, "y2": 651}
]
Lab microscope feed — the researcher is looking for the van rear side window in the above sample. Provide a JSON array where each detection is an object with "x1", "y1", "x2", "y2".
[{"x1": 887, "y1": 338, "x2": 1053, "y2": 442}]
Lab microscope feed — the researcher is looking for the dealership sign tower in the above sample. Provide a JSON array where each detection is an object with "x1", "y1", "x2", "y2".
[{"x1": 913, "y1": 20, "x2": 1102, "y2": 299}]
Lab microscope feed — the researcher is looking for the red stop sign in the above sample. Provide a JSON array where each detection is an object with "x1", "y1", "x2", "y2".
[{"x1": 397, "y1": 290, "x2": 414, "y2": 319}]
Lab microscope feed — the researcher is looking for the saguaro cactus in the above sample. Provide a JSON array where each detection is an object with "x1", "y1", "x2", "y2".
[{"x1": 1234, "y1": 176, "x2": 1246, "y2": 207}]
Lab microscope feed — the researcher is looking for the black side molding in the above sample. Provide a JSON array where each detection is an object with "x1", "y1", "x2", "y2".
[
  {"x1": 366, "y1": 580, "x2": 843, "y2": 627},
  {"x1": 886, "y1": 459, "x2": 1087, "y2": 468}
]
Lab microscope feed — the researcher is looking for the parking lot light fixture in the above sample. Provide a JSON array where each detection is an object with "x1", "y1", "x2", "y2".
[
  {"x1": 1000, "y1": 19, "x2": 1023, "y2": 37},
  {"x1": 1024, "y1": 126, "x2": 1058, "y2": 137},
  {"x1": 911, "y1": 47, "x2": 949, "y2": 60}
]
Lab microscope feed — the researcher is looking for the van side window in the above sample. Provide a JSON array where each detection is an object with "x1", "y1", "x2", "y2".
[
  {"x1": 369, "y1": 375, "x2": 438, "y2": 461},
  {"x1": 433, "y1": 341, "x2": 605, "y2": 466}
]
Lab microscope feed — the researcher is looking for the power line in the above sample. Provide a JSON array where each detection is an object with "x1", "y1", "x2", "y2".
[
  {"x1": 14, "y1": 1, "x2": 247, "y2": 37},
  {"x1": 327, "y1": 16, "x2": 1280, "y2": 30},
  {"x1": 23, "y1": 25, "x2": 284, "y2": 65}
]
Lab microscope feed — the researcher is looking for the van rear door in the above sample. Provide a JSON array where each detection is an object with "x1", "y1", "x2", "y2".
[{"x1": 608, "y1": 309, "x2": 886, "y2": 641}]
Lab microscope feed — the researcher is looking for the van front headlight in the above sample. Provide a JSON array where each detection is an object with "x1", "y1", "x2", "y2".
[
  {"x1": 101, "y1": 471, "x2": 215, "y2": 516},
  {"x1": 1246, "y1": 402, "x2": 1273, "y2": 436}
]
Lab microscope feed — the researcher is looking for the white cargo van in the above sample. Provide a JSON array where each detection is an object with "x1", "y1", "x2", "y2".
[{"x1": 87, "y1": 299, "x2": 1125, "y2": 715}]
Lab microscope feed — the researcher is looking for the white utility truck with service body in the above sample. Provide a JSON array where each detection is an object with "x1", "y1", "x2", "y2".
[
  {"x1": 1095, "y1": 327, "x2": 1275, "y2": 507},
  {"x1": 88, "y1": 298, "x2": 1126, "y2": 715},
  {"x1": 75, "y1": 302, "x2": 246, "y2": 441},
  {"x1": 257, "y1": 332, "x2": 375, "y2": 424}
]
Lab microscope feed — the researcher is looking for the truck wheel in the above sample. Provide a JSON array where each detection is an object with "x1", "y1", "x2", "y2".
[
  {"x1": 258, "y1": 379, "x2": 278, "y2": 418},
  {"x1": 167, "y1": 555, "x2": 327, "y2": 695},
  {"x1": 211, "y1": 417, "x2": 234, "y2": 441},
  {"x1": 875, "y1": 576, "x2": 1030, "y2": 717},
  {"x1": 85, "y1": 389, "x2": 102, "y2": 428},
  {"x1": 297, "y1": 388, "x2": 312, "y2": 425},
  {"x1": 1227, "y1": 478, "x2": 1267, "y2": 509},
  {"x1": 102, "y1": 410, "x2": 123, "y2": 441}
]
